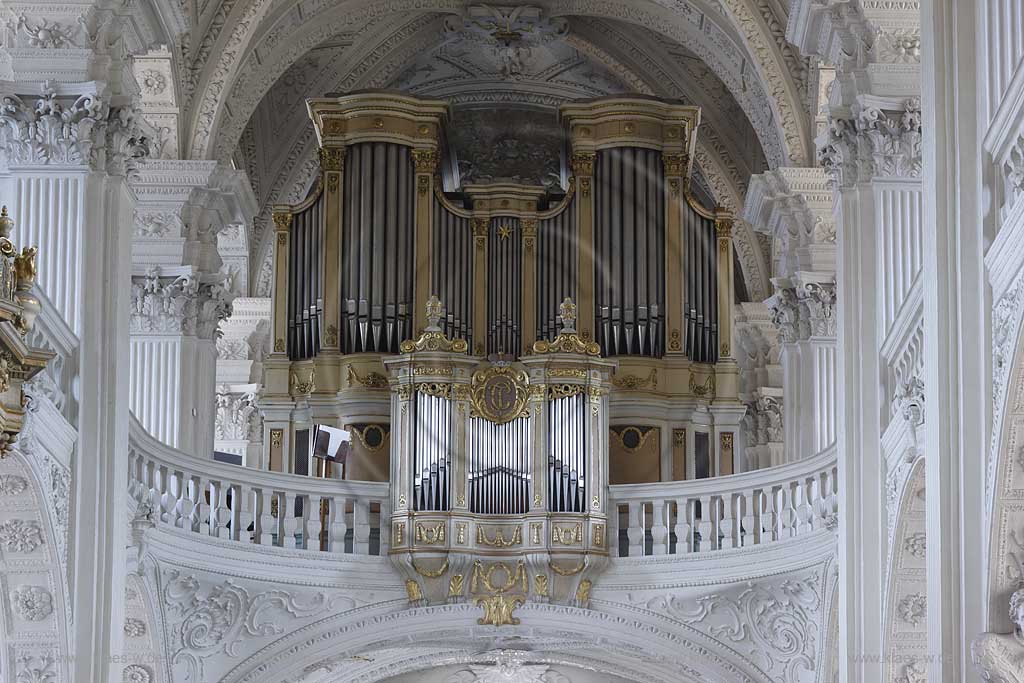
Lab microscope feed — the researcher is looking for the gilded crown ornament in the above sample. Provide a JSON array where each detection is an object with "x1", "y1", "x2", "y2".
[
  {"x1": 531, "y1": 297, "x2": 600, "y2": 356},
  {"x1": 399, "y1": 296, "x2": 469, "y2": 353}
]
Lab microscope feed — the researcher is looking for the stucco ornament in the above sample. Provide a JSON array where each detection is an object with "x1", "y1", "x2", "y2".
[
  {"x1": 0, "y1": 473, "x2": 28, "y2": 494},
  {"x1": 639, "y1": 571, "x2": 824, "y2": 682},
  {"x1": 11, "y1": 585, "x2": 53, "y2": 620},
  {"x1": 898, "y1": 593, "x2": 927, "y2": 626},
  {"x1": 0, "y1": 518, "x2": 44, "y2": 552},
  {"x1": 163, "y1": 571, "x2": 330, "y2": 681},
  {"x1": 123, "y1": 664, "x2": 151, "y2": 683}
]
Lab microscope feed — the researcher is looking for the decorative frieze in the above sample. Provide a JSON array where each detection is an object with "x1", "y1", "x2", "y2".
[{"x1": 129, "y1": 268, "x2": 233, "y2": 339}]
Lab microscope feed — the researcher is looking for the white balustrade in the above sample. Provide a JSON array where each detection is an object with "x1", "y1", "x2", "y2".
[
  {"x1": 128, "y1": 417, "x2": 389, "y2": 555},
  {"x1": 609, "y1": 446, "x2": 837, "y2": 557}
]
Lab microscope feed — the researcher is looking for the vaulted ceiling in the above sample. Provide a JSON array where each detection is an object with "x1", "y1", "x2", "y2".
[{"x1": 170, "y1": 0, "x2": 815, "y2": 303}]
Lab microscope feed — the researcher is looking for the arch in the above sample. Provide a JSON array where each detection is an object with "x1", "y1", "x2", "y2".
[
  {"x1": 217, "y1": 601, "x2": 775, "y2": 683},
  {"x1": 882, "y1": 457, "x2": 928, "y2": 680},
  {"x1": 987, "y1": 271, "x2": 1024, "y2": 633},
  {"x1": 0, "y1": 435, "x2": 72, "y2": 680},
  {"x1": 184, "y1": 0, "x2": 809, "y2": 168}
]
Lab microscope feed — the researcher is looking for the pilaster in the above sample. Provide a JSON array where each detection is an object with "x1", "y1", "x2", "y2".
[{"x1": 128, "y1": 161, "x2": 256, "y2": 458}]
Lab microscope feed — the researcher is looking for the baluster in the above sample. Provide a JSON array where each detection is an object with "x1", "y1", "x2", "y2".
[
  {"x1": 307, "y1": 494, "x2": 324, "y2": 551},
  {"x1": 195, "y1": 479, "x2": 211, "y2": 536},
  {"x1": 377, "y1": 499, "x2": 390, "y2": 555},
  {"x1": 626, "y1": 501, "x2": 644, "y2": 556},
  {"x1": 794, "y1": 478, "x2": 813, "y2": 535},
  {"x1": 256, "y1": 489, "x2": 275, "y2": 545},
  {"x1": 806, "y1": 474, "x2": 823, "y2": 531},
  {"x1": 280, "y1": 491, "x2": 298, "y2": 549},
  {"x1": 168, "y1": 469, "x2": 185, "y2": 528},
  {"x1": 696, "y1": 495, "x2": 712, "y2": 552},
  {"x1": 353, "y1": 499, "x2": 370, "y2": 555},
  {"x1": 740, "y1": 490, "x2": 756, "y2": 548},
  {"x1": 674, "y1": 498, "x2": 692, "y2": 554},
  {"x1": 127, "y1": 450, "x2": 141, "y2": 500},
  {"x1": 608, "y1": 503, "x2": 621, "y2": 556},
  {"x1": 822, "y1": 468, "x2": 838, "y2": 524},
  {"x1": 778, "y1": 485, "x2": 795, "y2": 539},
  {"x1": 758, "y1": 489, "x2": 775, "y2": 543},
  {"x1": 650, "y1": 498, "x2": 669, "y2": 555},
  {"x1": 329, "y1": 495, "x2": 348, "y2": 553},
  {"x1": 157, "y1": 464, "x2": 172, "y2": 524},
  {"x1": 719, "y1": 493, "x2": 736, "y2": 550},
  {"x1": 179, "y1": 474, "x2": 197, "y2": 533},
  {"x1": 231, "y1": 484, "x2": 249, "y2": 542},
  {"x1": 212, "y1": 481, "x2": 231, "y2": 540},
  {"x1": 143, "y1": 459, "x2": 159, "y2": 512}
]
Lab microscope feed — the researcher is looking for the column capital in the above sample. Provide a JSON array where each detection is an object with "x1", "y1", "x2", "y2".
[
  {"x1": 0, "y1": 86, "x2": 152, "y2": 175},
  {"x1": 743, "y1": 167, "x2": 836, "y2": 279},
  {"x1": 129, "y1": 267, "x2": 233, "y2": 340},
  {"x1": 820, "y1": 96, "x2": 922, "y2": 189}
]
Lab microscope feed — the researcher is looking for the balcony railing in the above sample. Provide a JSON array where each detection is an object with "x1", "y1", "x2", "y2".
[
  {"x1": 608, "y1": 446, "x2": 837, "y2": 557},
  {"x1": 128, "y1": 418, "x2": 390, "y2": 555}
]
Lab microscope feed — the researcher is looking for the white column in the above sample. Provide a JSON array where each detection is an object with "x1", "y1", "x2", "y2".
[
  {"x1": 921, "y1": 0, "x2": 987, "y2": 680},
  {"x1": 788, "y1": 3, "x2": 927, "y2": 679}
]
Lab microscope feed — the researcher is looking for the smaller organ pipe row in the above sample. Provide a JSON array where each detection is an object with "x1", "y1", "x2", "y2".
[
  {"x1": 413, "y1": 389, "x2": 451, "y2": 511},
  {"x1": 547, "y1": 392, "x2": 587, "y2": 513},
  {"x1": 487, "y1": 217, "x2": 523, "y2": 356},
  {"x1": 287, "y1": 190, "x2": 324, "y2": 360},
  {"x1": 683, "y1": 200, "x2": 719, "y2": 363},
  {"x1": 537, "y1": 202, "x2": 578, "y2": 342},
  {"x1": 432, "y1": 199, "x2": 474, "y2": 346},
  {"x1": 468, "y1": 416, "x2": 531, "y2": 514}
]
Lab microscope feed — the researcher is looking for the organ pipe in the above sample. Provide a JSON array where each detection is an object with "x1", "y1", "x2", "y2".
[{"x1": 341, "y1": 142, "x2": 415, "y2": 354}]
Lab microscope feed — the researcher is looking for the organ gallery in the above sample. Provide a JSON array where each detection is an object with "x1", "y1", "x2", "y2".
[{"x1": 261, "y1": 91, "x2": 744, "y2": 611}]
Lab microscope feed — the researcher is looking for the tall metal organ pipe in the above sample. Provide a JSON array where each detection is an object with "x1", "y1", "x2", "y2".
[
  {"x1": 683, "y1": 198, "x2": 719, "y2": 363},
  {"x1": 487, "y1": 217, "x2": 523, "y2": 356},
  {"x1": 432, "y1": 200, "x2": 474, "y2": 345},
  {"x1": 413, "y1": 389, "x2": 452, "y2": 511},
  {"x1": 593, "y1": 148, "x2": 665, "y2": 358},
  {"x1": 546, "y1": 392, "x2": 586, "y2": 513},
  {"x1": 468, "y1": 416, "x2": 531, "y2": 515},
  {"x1": 287, "y1": 187, "x2": 324, "y2": 360},
  {"x1": 537, "y1": 201, "x2": 577, "y2": 341},
  {"x1": 341, "y1": 142, "x2": 415, "y2": 354}
]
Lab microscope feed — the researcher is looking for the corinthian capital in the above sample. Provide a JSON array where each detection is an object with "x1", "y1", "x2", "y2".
[
  {"x1": 129, "y1": 268, "x2": 233, "y2": 340},
  {"x1": 820, "y1": 98, "x2": 922, "y2": 188},
  {"x1": 767, "y1": 286, "x2": 801, "y2": 344},
  {"x1": 0, "y1": 88, "x2": 151, "y2": 174}
]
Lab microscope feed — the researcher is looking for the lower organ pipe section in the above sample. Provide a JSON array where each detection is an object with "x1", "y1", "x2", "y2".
[
  {"x1": 413, "y1": 388, "x2": 452, "y2": 511},
  {"x1": 547, "y1": 391, "x2": 587, "y2": 513},
  {"x1": 469, "y1": 416, "x2": 531, "y2": 515},
  {"x1": 288, "y1": 191, "x2": 324, "y2": 360},
  {"x1": 487, "y1": 217, "x2": 522, "y2": 356},
  {"x1": 537, "y1": 202, "x2": 577, "y2": 341},
  {"x1": 683, "y1": 199, "x2": 718, "y2": 363},
  {"x1": 432, "y1": 200, "x2": 474, "y2": 345},
  {"x1": 594, "y1": 148, "x2": 665, "y2": 358},
  {"x1": 342, "y1": 142, "x2": 415, "y2": 354}
]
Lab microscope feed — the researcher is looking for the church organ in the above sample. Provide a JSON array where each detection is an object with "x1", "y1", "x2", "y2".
[{"x1": 261, "y1": 92, "x2": 746, "y2": 611}]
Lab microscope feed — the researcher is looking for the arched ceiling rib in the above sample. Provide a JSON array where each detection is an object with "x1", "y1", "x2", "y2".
[{"x1": 181, "y1": 0, "x2": 810, "y2": 166}]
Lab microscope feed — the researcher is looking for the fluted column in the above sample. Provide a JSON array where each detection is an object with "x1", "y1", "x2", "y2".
[
  {"x1": 129, "y1": 162, "x2": 256, "y2": 458},
  {"x1": 745, "y1": 167, "x2": 837, "y2": 464},
  {"x1": 788, "y1": 1, "x2": 927, "y2": 678}
]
